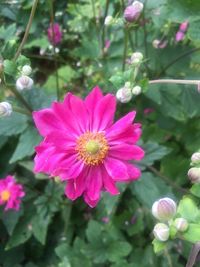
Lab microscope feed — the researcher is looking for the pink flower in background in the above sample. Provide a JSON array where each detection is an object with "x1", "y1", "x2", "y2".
[
  {"x1": 0, "y1": 176, "x2": 25, "y2": 211},
  {"x1": 144, "y1": 108, "x2": 155, "y2": 115},
  {"x1": 105, "y1": 40, "x2": 111, "y2": 50},
  {"x1": 175, "y1": 21, "x2": 189, "y2": 42},
  {"x1": 33, "y1": 87, "x2": 144, "y2": 207},
  {"x1": 152, "y1": 39, "x2": 168, "y2": 49},
  {"x1": 124, "y1": 1, "x2": 144, "y2": 22},
  {"x1": 47, "y1": 23, "x2": 62, "y2": 45}
]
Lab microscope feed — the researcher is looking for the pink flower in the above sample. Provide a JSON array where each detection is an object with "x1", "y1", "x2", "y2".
[
  {"x1": 0, "y1": 176, "x2": 25, "y2": 211},
  {"x1": 33, "y1": 87, "x2": 144, "y2": 207},
  {"x1": 175, "y1": 31, "x2": 185, "y2": 42},
  {"x1": 124, "y1": 1, "x2": 144, "y2": 22},
  {"x1": 47, "y1": 23, "x2": 62, "y2": 45},
  {"x1": 144, "y1": 108, "x2": 155, "y2": 115},
  {"x1": 179, "y1": 21, "x2": 189, "y2": 32}
]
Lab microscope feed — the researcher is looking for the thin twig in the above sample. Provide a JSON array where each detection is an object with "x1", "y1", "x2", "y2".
[
  {"x1": 157, "y1": 47, "x2": 200, "y2": 78},
  {"x1": 14, "y1": 0, "x2": 39, "y2": 61},
  {"x1": 8, "y1": 86, "x2": 32, "y2": 113},
  {"x1": 164, "y1": 248, "x2": 174, "y2": 267},
  {"x1": 145, "y1": 165, "x2": 188, "y2": 194},
  {"x1": 122, "y1": 26, "x2": 128, "y2": 71},
  {"x1": 186, "y1": 242, "x2": 200, "y2": 267},
  {"x1": 102, "y1": 0, "x2": 110, "y2": 52},
  {"x1": 149, "y1": 79, "x2": 200, "y2": 86}
]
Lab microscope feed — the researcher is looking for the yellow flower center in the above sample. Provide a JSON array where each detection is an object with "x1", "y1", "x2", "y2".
[
  {"x1": 76, "y1": 132, "x2": 109, "y2": 165},
  {"x1": 1, "y1": 190, "x2": 11, "y2": 201}
]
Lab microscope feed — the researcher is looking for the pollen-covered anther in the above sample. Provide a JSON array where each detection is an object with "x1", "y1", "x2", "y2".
[
  {"x1": 76, "y1": 132, "x2": 109, "y2": 165},
  {"x1": 1, "y1": 190, "x2": 11, "y2": 201}
]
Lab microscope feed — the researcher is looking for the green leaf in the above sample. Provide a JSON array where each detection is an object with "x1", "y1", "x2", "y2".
[
  {"x1": 177, "y1": 197, "x2": 200, "y2": 223},
  {"x1": 0, "y1": 112, "x2": 28, "y2": 136},
  {"x1": 107, "y1": 241, "x2": 132, "y2": 262},
  {"x1": 190, "y1": 183, "x2": 200, "y2": 198},
  {"x1": 86, "y1": 220, "x2": 102, "y2": 243},
  {"x1": 182, "y1": 223, "x2": 200, "y2": 243},
  {"x1": 32, "y1": 213, "x2": 51, "y2": 245},
  {"x1": 2, "y1": 208, "x2": 23, "y2": 235},
  {"x1": 3, "y1": 59, "x2": 17, "y2": 76},
  {"x1": 131, "y1": 172, "x2": 175, "y2": 208},
  {"x1": 10, "y1": 126, "x2": 41, "y2": 163},
  {"x1": 152, "y1": 239, "x2": 167, "y2": 253}
]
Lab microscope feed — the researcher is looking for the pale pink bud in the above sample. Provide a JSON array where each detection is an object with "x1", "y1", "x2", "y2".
[
  {"x1": 102, "y1": 217, "x2": 109, "y2": 223},
  {"x1": 104, "y1": 16, "x2": 113, "y2": 25},
  {"x1": 152, "y1": 39, "x2": 168, "y2": 49},
  {"x1": 153, "y1": 223, "x2": 169, "y2": 242},
  {"x1": 16, "y1": 76, "x2": 33, "y2": 91},
  {"x1": 152, "y1": 198, "x2": 177, "y2": 221},
  {"x1": 116, "y1": 87, "x2": 132, "y2": 103},
  {"x1": 124, "y1": 1, "x2": 144, "y2": 22},
  {"x1": 174, "y1": 218, "x2": 188, "y2": 232},
  {"x1": 191, "y1": 152, "x2": 200, "y2": 164},
  {"x1": 0, "y1": 102, "x2": 12, "y2": 117},
  {"x1": 22, "y1": 65, "x2": 32, "y2": 76},
  {"x1": 131, "y1": 52, "x2": 143, "y2": 65},
  {"x1": 188, "y1": 167, "x2": 200, "y2": 183},
  {"x1": 132, "y1": 85, "x2": 142, "y2": 95}
]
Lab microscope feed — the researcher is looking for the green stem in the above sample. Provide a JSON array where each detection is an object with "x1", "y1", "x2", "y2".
[
  {"x1": 149, "y1": 79, "x2": 200, "y2": 86},
  {"x1": 186, "y1": 242, "x2": 200, "y2": 267},
  {"x1": 14, "y1": 0, "x2": 39, "y2": 61},
  {"x1": 156, "y1": 47, "x2": 200, "y2": 78},
  {"x1": 13, "y1": 106, "x2": 32, "y2": 116},
  {"x1": 8, "y1": 86, "x2": 32, "y2": 113},
  {"x1": 164, "y1": 248, "x2": 173, "y2": 267},
  {"x1": 49, "y1": 0, "x2": 60, "y2": 100},
  {"x1": 102, "y1": 0, "x2": 110, "y2": 53},
  {"x1": 122, "y1": 26, "x2": 128, "y2": 71}
]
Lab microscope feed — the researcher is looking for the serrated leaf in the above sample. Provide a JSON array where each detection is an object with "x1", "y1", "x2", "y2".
[
  {"x1": 177, "y1": 197, "x2": 200, "y2": 223},
  {"x1": 10, "y1": 126, "x2": 41, "y2": 163},
  {"x1": 3, "y1": 59, "x2": 17, "y2": 76},
  {"x1": 190, "y1": 184, "x2": 200, "y2": 198},
  {"x1": 182, "y1": 223, "x2": 200, "y2": 243},
  {"x1": 152, "y1": 239, "x2": 167, "y2": 253}
]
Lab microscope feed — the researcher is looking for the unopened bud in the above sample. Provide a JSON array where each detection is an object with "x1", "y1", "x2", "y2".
[
  {"x1": 104, "y1": 16, "x2": 113, "y2": 26},
  {"x1": 132, "y1": 85, "x2": 142, "y2": 95},
  {"x1": 124, "y1": 1, "x2": 144, "y2": 22},
  {"x1": 152, "y1": 39, "x2": 168, "y2": 49},
  {"x1": 0, "y1": 102, "x2": 12, "y2": 117},
  {"x1": 153, "y1": 223, "x2": 169, "y2": 242},
  {"x1": 116, "y1": 87, "x2": 132, "y2": 103},
  {"x1": 188, "y1": 167, "x2": 200, "y2": 183},
  {"x1": 152, "y1": 197, "x2": 176, "y2": 221},
  {"x1": 16, "y1": 76, "x2": 33, "y2": 91},
  {"x1": 179, "y1": 21, "x2": 189, "y2": 33},
  {"x1": 191, "y1": 152, "x2": 200, "y2": 164},
  {"x1": 22, "y1": 65, "x2": 32, "y2": 76},
  {"x1": 131, "y1": 52, "x2": 143, "y2": 65},
  {"x1": 174, "y1": 218, "x2": 188, "y2": 232}
]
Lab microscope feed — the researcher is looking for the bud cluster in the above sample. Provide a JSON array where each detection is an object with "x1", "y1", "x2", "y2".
[
  {"x1": 188, "y1": 151, "x2": 200, "y2": 184},
  {"x1": 16, "y1": 65, "x2": 33, "y2": 91},
  {"x1": 116, "y1": 82, "x2": 142, "y2": 103},
  {"x1": 152, "y1": 198, "x2": 188, "y2": 242}
]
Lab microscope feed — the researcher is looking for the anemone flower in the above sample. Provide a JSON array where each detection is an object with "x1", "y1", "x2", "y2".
[{"x1": 33, "y1": 87, "x2": 144, "y2": 207}]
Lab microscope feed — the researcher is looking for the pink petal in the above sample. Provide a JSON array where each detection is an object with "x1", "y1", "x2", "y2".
[
  {"x1": 84, "y1": 193, "x2": 99, "y2": 208},
  {"x1": 109, "y1": 144, "x2": 145, "y2": 160},
  {"x1": 85, "y1": 166, "x2": 102, "y2": 201},
  {"x1": 65, "y1": 174, "x2": 86, "y2": 201},
  {"x1": 45, "y1": 130, "x2": 76, "y2": 150},
  {"x1": 106, "y1": 111, "x2": 136, "y2": 139},
  {"x1": 33, "y1": 109, "x2": 64, "y2": 136},
  {"x1": 104, "y1": 157, "x2": 129, "y2": 181},
  {"x1": 56, "y1": 160, "x2": 85, "y2": 180},
  {"x1": 85, "y1": 86, "x2": 103, "y2": 114},
  {"x1": 92, "y1": 94, "x2": 116, "y2": 131},
  {"x1": 125, "y1": 163, "x2": 141, "y2": 180},
  {"x1": 101, "y1": 166, "x2": 119, "y2": 195}
]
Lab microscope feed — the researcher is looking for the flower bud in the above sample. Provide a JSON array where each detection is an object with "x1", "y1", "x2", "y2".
[
  {"x1": 131, "y1": 52, "x2": 143, "y2": 65},
  {"x1": 152, "y1": 197, "x2": 177, "y2": 221},
  {"x1": 0, "y1": 102, "x2": 12, "y2": 117},
  {"x1": 175, "y1": 31, "x2": 185, "y2": 42},
  {"x1": 16, "y1": 76, "x2": 33, "y2": 91},
  {"x1": 188, "y1": 167, "x2": 200, "y2": 183},
  {"x1": 191, "y1": 152, "x2": 200, "y2": 164},
  {"x1": 152, "y1": 39, "x2": 168, "y2": 49},
  {"x1": 153, "y1": 223, "x2": 169, "y2": 242},
  {"x1": 116, "y1": 87, "x2": 132, "y2": 103},
  {"x1": 132, "y1": 85, "x2": 142, "y2": 95},
  {"x1": 179, "y1": 21, "x2": 189, "y2": 33},
  {"x1": 174, "y1": 218, "x2": 188, "y2": 232},
  {"x1": 124, "y1": 1, "x2": 144, "y2": 22},
  {"x1": 22, "y1": 65, "x2": 32, "y2": 76},
  {"x1": 104, "y1": 16, "x2": 113, "y2": 26}
]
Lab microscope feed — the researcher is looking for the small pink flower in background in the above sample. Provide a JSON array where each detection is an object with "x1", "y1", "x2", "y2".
[
  {"x1": 0, "y1": 176, "x2": 25, "y2": 211},
  {"x1": 144, "y1": 108, "x2": 155, "y2": 115},
  {"x1": 102, "y1": 217, "x2": 110, "y2": 223},
  {"x1": 47, "y1": 23, "x2": 62, "y2": 45},
  {"x1": 124, "y1": 1, "x2": 144, "y2": 22},
  {"x1": 175, "y1": 21, "x2": 189, "y2": 42},
  {"x1": 103, "y1": 40, "x2": 111, "y2": 54},
  {"x1": 152, "y1": 39, "x2": 168, "y2": 49},
  {"x1": 33, "y1": 87, "x2": 144, "y2": 207}
]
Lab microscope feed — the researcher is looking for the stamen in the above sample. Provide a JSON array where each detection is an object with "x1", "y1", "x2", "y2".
[
  {"x1": 76, "y1": 132, "x2": 109, "y2": 165},
  {"x1": 1, "y1": 190, "x2": 11, "y2": 201}
]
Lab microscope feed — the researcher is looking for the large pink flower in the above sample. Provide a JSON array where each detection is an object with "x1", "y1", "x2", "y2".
[
  {"x1": 0, "y1": 176, "x2": 25, "y2": 211},
  {"x1": 33, "y1": 87, "x2": 144, "y2": 207}
]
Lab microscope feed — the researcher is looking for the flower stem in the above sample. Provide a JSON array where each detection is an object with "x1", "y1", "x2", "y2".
[
  {"x1": 164, "y1": 248, "x2": 174, "y2": 267},
  {"x1": 122, "y1": 26, "x2": 128, "y2": 71},
  {"x1": 102, "y1": 0, "x2": 110, "y2": 53},
  {"x1": 49, "y1": 0, "x2": 60, "y2": 100},
  {"x1": 14, "y1": 0, "x2": 39, "y2": 61},
  {"x1": 186, "y1": 242, "x2": 200, "y2": 267},
  {"x1": 13, "y1": 106, "x2": 31, "y2": 116},
  {"x1": 149, "y1": 79, "x2": 200, "y2": 86}
]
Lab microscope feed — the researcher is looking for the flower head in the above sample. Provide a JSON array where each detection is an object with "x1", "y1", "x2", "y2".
[
  {"x1": 33, "y1": 87, "x2": 144, "y2": 207},
  {"x1": 47, "y1": 23, "x2": 62, "y2": 45},
  {"x1": 153, "y1": 223, "x2": 169, "y2": 242},
  {"x1": 0, "y1": 176, "x2": 25, "y2": 211},
  {"x1": 124, "y1": 1, "x2": 144, "y2": 22},
  {"x1": 16, "y1": 75, "x2": 33, "y2": 91},
  {"x1": 0, "y1": 102, "x2": 12, "y2": 117},
  {"x1": 152, "y1": 197, "x2": 177, "y2": 221}
]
